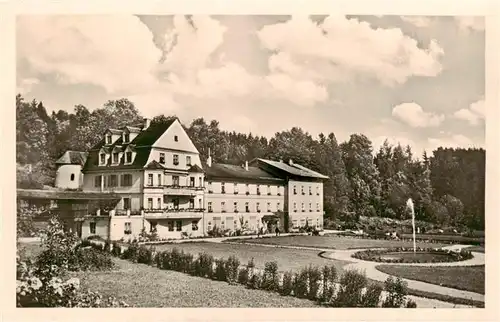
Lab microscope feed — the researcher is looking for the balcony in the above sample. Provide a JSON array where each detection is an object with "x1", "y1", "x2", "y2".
[
  {"x1": 162, "y1": 185, "x2": 204, "y2": 196},
  {"x1": 143, "y1": 208, "x2": 204, "y2": 219}
]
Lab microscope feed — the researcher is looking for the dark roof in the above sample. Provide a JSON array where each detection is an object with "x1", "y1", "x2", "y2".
[
  {"x1": 188, "y1": 164, "x2": 204, "y2": 173},
  {"x1": 107, "y1": 129, "x2": 122, "y2": 135},
  {"x1": 83, "y1": 119, "x2": 177, "y2": 172},
  {"x1": 123, "y1": 125, "x2": 141, "y2": 133},
  {"x1": 145, "y1": 160, "x2": 165, "y2": 170},
  {"x1": 204, "y1": 163, "x2": 284, "y2": 183},
  {"x1": 55, "y1": 151, "x2": 88, "y2": 166},
  {"x1": 17, "y1": 189, "x2": 121, "y2": 201},
  {"x1": 253, "y1": 158, "x2": 328, "y2": 179}
]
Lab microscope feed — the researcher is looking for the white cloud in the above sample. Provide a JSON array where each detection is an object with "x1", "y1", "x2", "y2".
[
  {"x1": 16, "y1": 77, "x2": 40, "y2": 94},
  {"x1": 257, "y1": 15, "x2": 444, "y2": 86},
  {"x1": 427, "y1": 134, "x2": 479, "y2": 153},
  {"x1": 392, "y1": 102, "x2": 445, "y2": 128},
  {"x1": 455, "y1": 16, "x2": 485, "y2": 33},
  {"x1": 453, "y1": 98, "x2": 485, "y2": 125},
  {"x1": 17, "y1": 15, "x2": 161, "y2": 94},
  {"x1": 264, "y1": 73, "x2": 328, "y2": 106},
  {"x1": 401, "y1": 16, "x2": 433, "y2": 28}
]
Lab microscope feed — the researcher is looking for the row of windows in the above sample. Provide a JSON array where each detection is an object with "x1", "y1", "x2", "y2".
[
  {"x1": 100, "y1": 151, "x2": 134, "y2": 165},
  {"x1": 158, "y1": 153, "x2": 190, "y2": 166},
  {"x1": 147, "y1": 174, "x2": 203, "y2": 187},
  {"x1": 206, "y1": 201, "x2": 321, "y2": 213},
  {"x1": 145, "y1": 197, "x2": 203, "y2": 209},
  {"x1": 293, "y1": 185, "x2": 321, "y2": 195},
  {"x1": 94, "y1": 174, "x2": 133, "y2": 187},
  {"x1": 207, "y1": 182, "x2": 283, "y2": 195},
  {"x1": 291, "y1": 218, "x2": 322, "y2": 228},
  {"x1": 149, "y1": 220, "x2": 198, "y2": 233}
]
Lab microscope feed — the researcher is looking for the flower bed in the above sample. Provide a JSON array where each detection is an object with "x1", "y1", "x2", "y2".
[{"x1": 352, "y1": 247, "x2": 473, "y2": 264}]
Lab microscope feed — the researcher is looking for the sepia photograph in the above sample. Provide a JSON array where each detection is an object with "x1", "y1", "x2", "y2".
[{"x1": 11, "y1": 10, "x2": 492, "y2": 316}]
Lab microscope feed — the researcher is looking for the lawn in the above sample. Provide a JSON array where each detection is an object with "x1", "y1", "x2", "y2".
[
  {"x1": 231, "y1": 235, "x2": 447, "y2": 250},
  {"x1": 400, "y1": 233, "x2": 484, "y2": 245},
  {"x1": 70, "y1": 258, "x2": 319, "y2": 307},
  {"x1": 153, "y1": 242, "x2": 349, "y2": 272},
  {"x1": 375, "y1": 265, "x2": 485, "y2": 295}
]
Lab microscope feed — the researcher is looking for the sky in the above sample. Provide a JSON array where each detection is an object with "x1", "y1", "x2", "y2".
[{"x1": 16, "y1": 15, "x2": 485, "y2": 155}]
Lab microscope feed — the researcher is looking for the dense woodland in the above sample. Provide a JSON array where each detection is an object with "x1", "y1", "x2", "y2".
[{"x1": 16, "y1": 95, "x2": 485, "y2": 230}]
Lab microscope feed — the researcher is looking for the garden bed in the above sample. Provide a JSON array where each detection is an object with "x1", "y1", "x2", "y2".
[{"x1": 352, "y1": 247, "x2": 473, "y2": 264}]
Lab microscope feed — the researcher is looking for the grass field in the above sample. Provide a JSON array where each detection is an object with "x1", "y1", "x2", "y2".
[
  {"x1": 69, "y1": 258, "x2": 319, "y2": 307},
  {"x1": 153, "y1": 242, "x2": 349, "y2": 272},
  {"x1": 231, "y1": 235, "x2": 447, "y2": 250},
  {"x1": 376, "y1": 265, "x2": 485, "y2": 295}
]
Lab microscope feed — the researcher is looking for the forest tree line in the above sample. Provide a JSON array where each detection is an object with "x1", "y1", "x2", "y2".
[{"x1": 16, "y1": 95, "x2": 485, "y2": 230}]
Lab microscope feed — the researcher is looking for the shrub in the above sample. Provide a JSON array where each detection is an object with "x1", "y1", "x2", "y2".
[
  {"x1": 70, "y1": 248, "x2": 114, "y2": 271},
  {"x1": 280, "y1": 271, "x2": 294, "y2": 296},
  {"x1": 111, "y1": 242, "x2": 121, "y2": 257},
  {"x1": 137, "y1": 246, "x2": 155, "y2": 265},
  {"x1": 248, "y1": 271, "x2": 262, "y2": 289},
  {"x1": 382, "y1": 276, "x2": 409, "y2": 308},
  {"x1": 307, "y1": 266, "x2": 321, "y2": 300},
  {"x1": 406, "y1": 299, "x2": 417, "y2": 308},
  {"x1": 361, "y1": 284, "x2": 383, "y2": 307},
  {"x1": 331, "y1": 270, "x2": 367, "y2": 307},
  {"x1": 292, "y1": 268, "x2": 309, "y2": 298},
  {"x1": 214, "y1": 258, "x2": 227, "y2": 281},
  {"x1": 121, "y1": 242, "x2": 139, "y2": 262},
  {"x1": 237, "y1": 267, "x2": 249, "y2": 285},
  {"x1": 195, "y1": 252, "x2": 214, "y2": 278},
  {"x1": 321, "y1": 265, "x2": 337, "y2": 302},
  {"x1": 225, "y1": 255, "x2": 240, "y2": 285},
  {"x1": 103, "y1": 240, "x2": 111, "y2": 253},
  {"x1": 261, "y1": 261, "x2": 280, "y2": 292}
]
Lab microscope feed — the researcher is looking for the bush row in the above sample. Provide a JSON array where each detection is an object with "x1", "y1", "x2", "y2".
[
  {"x1": 104, "y1": 242, "x2": 416, "y2": 308},
  {"x1": 352, "y1": 247, "x2": 473, "y2": 263}
]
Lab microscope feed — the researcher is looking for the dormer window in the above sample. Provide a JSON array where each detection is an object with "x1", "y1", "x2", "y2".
[
  {"x1": 112, "y1": 152, "x2": 119, "y2": 164},
  {"x1": 125, "y1": 152, "x2": 132, "y2": 164},
  {"x1": 106, "y1": 135, "x2": 112, "y2": 145},
  {"x1": 100, "y1": 153, "x2": 106, "y2": 165},
  {"x1": 124, "y1": 133, "x2": 130, "y2": 143}
]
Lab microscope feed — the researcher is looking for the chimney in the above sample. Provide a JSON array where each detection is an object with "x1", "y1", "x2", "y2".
[
  {"x1": 143, "y1": 118, "x2": 151, "y2": 130},
  {"x1": 245, "y1": 161, "x2": 248, "y2": 171},
  {"x1": 289, "y1": 159, "x2": 293, "y2": 166},
  {"x1": 207, "y1": 148, "x2": 212, "y2": 167}
]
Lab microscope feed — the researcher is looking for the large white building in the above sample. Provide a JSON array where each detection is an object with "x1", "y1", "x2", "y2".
[{"x1": 55, "y1": 118, "x2": 328, "y2": 241}]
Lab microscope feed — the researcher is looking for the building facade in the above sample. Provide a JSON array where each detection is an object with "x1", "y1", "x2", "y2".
[{"x1": 57, "y1": 118, "x2": 328, "y2": 241}]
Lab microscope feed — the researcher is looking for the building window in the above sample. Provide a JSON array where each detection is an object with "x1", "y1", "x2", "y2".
[
  {"x1": 70, "y1": 173, "x2": 75, "y2": 181},
  {"x1": 90, "y1": 222, "x2": 96, "y2": 234},
  {"x1": 309, "y1": 203, "x2": 312, "y2": 212},
  {"x1": 300, "y1": 219, "x2": 306, "y2": 227},
  {"x1": 189, "y1": 199, "x2": 195, "y2": 209},
  {"x1": 159, "y1": 153, "x2": 165, "y2": 164},
  {"x1": 317, "y1": 202, "x2": 320, "y2": 211},
  {"x1": 192, "y1": 220, "x2": 198, "y2": 231},
  {"x1": 172, "y1": 175, "x2": 179, "y2": 186},
  {"x1": 292, "y1": 220, "x2": 298, "y2": 228},
  {"x1": 100, "y1": 154, "x2": 106, "y2": 165},
  {"x1": 109, "y1": 175, "x2": 118, "y2": 187},
  {"x1": 94, "y1": 176, "x2": 102, "y2": 187},
  {"x1": 148, "y1": 198, "x2": 153, "y2": 209},
  {"x1": 176, "y1": 220, "x2": 182, "y2": 231},
  {"x1": 208, "y1": 182, "x2": 213, "y2": 193},
  {"x1": 245, "y1": 202, "x2": 249, "y2": 213},
  {"x1": 124, "y1": 222, "x2": 131, "y2": 234},
  {"x1": 190, "y1": 177, "x2": 195, "y2": 187},
  {"x1": 277, "y1": 202, "x2": 281, "y2": 211},
  {"x1": 186, "y1": 156, "x2": 191, "y2": 166},
  {"x1": 148, "y1": 174, "x2": 153, "y2": 186},
  {"x1": 168, "y1": 221, "x2": 174, "y2": 232},
  {"x1": 256, "y1": 202, "x2": 260, "y2": 212},
  {"x1": 293, "y1": 185, "x2": 297, "y2": 195},
  {"x1": 157, "y1": 174, "x2": 162, "y2": 186},
  {"x1": 301, "y1": 203, "x2": 305, "y2": 212},
  {"x1": 121, "y1": 174, "x2": 132, "y2": 186},
  {"x1": 221, "y1": 202, "x2": 226, "y2": 212},
  {"x1": 221, "y1": 182, "x2": 225, "y2": 194},
  {"x1": 293, "y1": 203, "x2": 297, "y2": 212},
  {"x1": 267, "y1": 202, "x2": 271, "y2": 212},
  {"x1": 208, "y1": 202, "x2": 213, "y2": 212},
  {"x1": 257, "y1": 185, "x2": 261, "y2": 195},
  {"x1": 301, "y1": 186, "x2": 305, "y2": 195},
  {"x1": 124, "y1": 133, "x2": 130, "y2": 143},
  {"x1": 199, "y1": 199, "x2": 202, "y2": 209},
  {"x1": 106, "y1": 135, "x2": 112, "y2": 144},
  {"x1": 173, "y1": 198, "x2": 179, "y2": 209},
  {"x1": 123, "y1": 198, "x2": 130, "y2": 210},
  {"x1": 125, "y1": 152, "x2": 132, "y2": 164},
  {"x1": 113, "y1": 152, "x2": 119, "y2": 164},
  {"x1": 246, "y1": 184, "x2": 249, "y2": 195},
  {"x1": 199, "y1": 177, "x2": 203, "y2": 187},
  {"x1": 173, "y1": 154, "x2": 179, "y2": 165},
  {"x1": 234, "y1": 202, "x2": 238, "y2": 213},
  {"x1": 309, "y1": 186, "x2": 312, "y2": 195},
  {"x1": 157, "y1": 198, "x2": 161, "y2": 209},
  {"x1": 150, "y1": 221, "x2": 157, "y2": 233},
  {"x1": 174, "y1": 135, "x2": 178, "y2": 142},
  {"x1": 234, "y1": 183, "x2": 238, "y2": 194},
  {"x1": 317, "y1": 186, "x2": 320, "y2": 195},
  {"x1": 316, "y1": 218, "x2": 320, "y2": 228}
]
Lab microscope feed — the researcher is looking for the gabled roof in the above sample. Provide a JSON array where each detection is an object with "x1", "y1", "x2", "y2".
[
  {"x1": 188, "y1": 164, "x2": 204, "y2": 173},
  {"x1": 204, "y1": 162, "x2": 284, "y2": 183},
  {"x1": 253, "y1": 158, "x2": 328, "y2": 179},
  {"x1": 123, "y1": 125, "x2": 141, "y2": 133},
  {"x1": 106, "y1": 129, "x2": 122, "y2": 135},
  {"x1": 130, "y1": 119, "x2": 177, "y2": 147},
  {"x1": 145, "y1": 160, "x2": 165, "y2": 170},
  {"x1": 55, "y1": 151, "x2": 88, "y2": 166}
]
